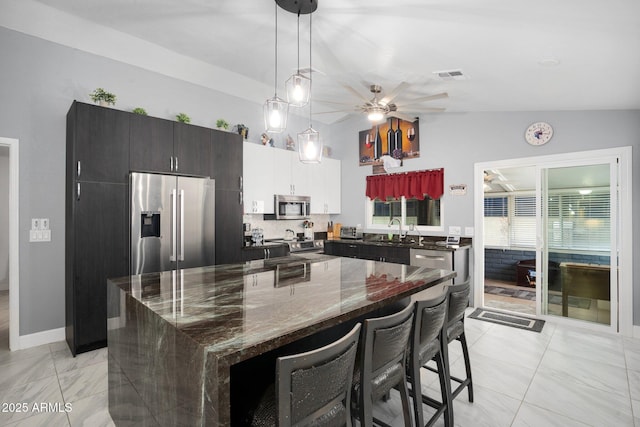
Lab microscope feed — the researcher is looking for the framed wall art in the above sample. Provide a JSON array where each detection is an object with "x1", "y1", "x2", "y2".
[{"x1": 358, "y1": 117, "x2": 420, "y2": 166}]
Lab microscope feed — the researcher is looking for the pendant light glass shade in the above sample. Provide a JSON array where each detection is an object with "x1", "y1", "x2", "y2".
[
  {"x1": 297, "y1": 3, "x2": 322, "y2": 163},
  {"x1": 264, "y1": 2, "x2": 289, "y2": 134},
  {"x1": 286, "y1": 13, "x2": 310, "y2": 107},
  {"x1": 298, "y1": 127, "x2": 322, "y2": 163},
  {"x1": 286, "y1": 73, "x2": 310, "y2": 107},
  {"x1": 264, "y1": 96, "x2": 289, "y2": 133}
]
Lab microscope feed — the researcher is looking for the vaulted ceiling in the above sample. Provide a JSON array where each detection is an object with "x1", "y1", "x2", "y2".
[{"x1": 23, "y1": 0, "x2": 640, "y2": 123}]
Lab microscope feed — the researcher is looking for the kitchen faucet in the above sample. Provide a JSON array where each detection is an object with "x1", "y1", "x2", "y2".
[{"x1": 388, "y1": 217, "x2": 405, "y2": 240}]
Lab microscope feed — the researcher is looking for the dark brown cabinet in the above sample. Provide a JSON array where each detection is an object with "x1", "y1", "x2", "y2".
[
  {"x1": 212, "y1": 130, "x2": 243, "y2": 190},
  {"x1": 174, "y1": 122, "x2": 212, "y2": 177},
  {"x1": 69, "y1": 102, "x2": 130, "y2": 183},
  {"x1": 215, "y1": 189, "x2": 244, "y2": 265},
  {"x1": 241, "y1": 244, "x2": 289, "y2": 262},
  {"x1": 129, "y1": 114, "x2": 174, "y2": 173},
  {"x1": 67, "y1": 182, "x2": 128, "y2": 354},
  {"x1": 130, "y1": 117, "x2": 212, "y2": 177},
  {"x1": 324, "y1": 241, "x2": 410, "y2": 265},
  {"x1": 66, "y1": 101, "x2": 244, "y2": 355}
]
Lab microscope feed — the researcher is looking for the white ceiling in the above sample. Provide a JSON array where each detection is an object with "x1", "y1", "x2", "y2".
[
  {"x1": 25, "y1": 0, "x2": 640, "y2": 123},
  {"x1": 484, "y1": 164, "x2": 611, "y2": 193}
]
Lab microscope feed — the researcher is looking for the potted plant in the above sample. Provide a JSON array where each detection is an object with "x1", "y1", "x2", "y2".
[
  {"x1": 176, "y1": 113, "x2": 191, "y2": 123},
  {"x1": 132, "y1": 107, "x2": 147, "y2": 115},
  {"x1": 89, "y1": 88, "x2": 116, "y2": 106},
  {"x1": 216, "y1": 119, "x2": 229, "y2": 130}
]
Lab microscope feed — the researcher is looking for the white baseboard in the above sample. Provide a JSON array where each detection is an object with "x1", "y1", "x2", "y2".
[{"x1": 14, "y1": 327, "x2": 65, "y2": 351}]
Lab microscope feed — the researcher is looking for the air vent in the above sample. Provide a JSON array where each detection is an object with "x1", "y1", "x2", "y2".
[{"x1": 433, "y1": 69, "x2": 468, "y2": 81}]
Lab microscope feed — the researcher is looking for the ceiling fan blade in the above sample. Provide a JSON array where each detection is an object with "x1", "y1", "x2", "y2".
[
  {"x1": 380, "y1": 82, "x2": 409, "y2": 105},
  {"x1": 314, "y1": 109, "x2": 357, "y2": 114},
  {"x1": 400, "y1": 106, "x2": 446, "y2": 113},
  {"x1": 341, "y1": 83, "x2": 371, "y2": 104},
  {"x1": 400, "y1": 92, "x2": 449, "y2": 106},
  {"x1": 315, "y1": 99, "x2": 357, "y2": 106},
  {"x1": 388, "y1": 112, "x2": 418, "y2": 122}
]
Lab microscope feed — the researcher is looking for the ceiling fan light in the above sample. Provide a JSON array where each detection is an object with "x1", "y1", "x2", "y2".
[
  {"x1": 298, "y1": 127, "x2": 322, "y2": 163},
  {"x1": 286, "y1": 73, "x2": 310, "y2": 107},
  {"x1": 367, "y1": 108, "x2": 385, "y2": 122},
  {"x1": 264, "y1": 96, "x2": 289, "y2": 133}
]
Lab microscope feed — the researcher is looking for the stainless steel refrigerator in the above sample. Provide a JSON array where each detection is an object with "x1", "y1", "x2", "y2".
[{"x1": 130, "y1": 172, "x2": 215, "y2": 275}]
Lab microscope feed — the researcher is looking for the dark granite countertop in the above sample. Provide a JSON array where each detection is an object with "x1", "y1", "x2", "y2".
[
  {"x1": 107, "y1": 254, "x2": 455, "y2": 425},
  {"x1": 327, "y1": 237, "x2": 472, "y2": 251},
  {"x1": 108, "y1": 254, "x2": 454, "y2": 364}
]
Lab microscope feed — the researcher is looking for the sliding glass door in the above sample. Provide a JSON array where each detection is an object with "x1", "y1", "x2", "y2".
[
  {"x1": 478, "y1": 150, "x2": 625, "y2": 332},
  {"x1": 539, "y1": 162, "x2": 617, "y2": 328}
]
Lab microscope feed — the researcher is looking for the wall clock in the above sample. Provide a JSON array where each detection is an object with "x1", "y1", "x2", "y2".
[{"x1": 525, "y1": 122, "x2": 553, "y2": 146}]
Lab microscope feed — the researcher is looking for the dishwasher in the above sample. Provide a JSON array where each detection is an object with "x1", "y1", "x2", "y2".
[{"x1": 409, "y1": 247, "x2": 469, "y2": 285}]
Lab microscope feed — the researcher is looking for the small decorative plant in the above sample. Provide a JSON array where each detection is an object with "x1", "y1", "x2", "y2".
[
  {"x1": 132, "y1": 107, "x2": 147, "y2": 115},
  {"x1": 216, "y1": 119, "x2": 229, "y2": 130},
  {"x1": 89, "y1": 88, "x2": 116, "y2": 106},
  {"x1": 176, "y1": 113, "x2": 191, "y2": 123}
]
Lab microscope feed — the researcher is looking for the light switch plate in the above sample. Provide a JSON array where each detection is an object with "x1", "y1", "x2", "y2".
[
  {"x1": 465, "y1": 227, "x2": 474, "y2": 236},
  {"x1": 448, "y1": 226, "x2": 461, "y2": 236}
]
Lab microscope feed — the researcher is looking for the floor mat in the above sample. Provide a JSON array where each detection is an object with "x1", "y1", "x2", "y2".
[{"x1": 468, "y1": 308, "x2": 545, "y2": 332}]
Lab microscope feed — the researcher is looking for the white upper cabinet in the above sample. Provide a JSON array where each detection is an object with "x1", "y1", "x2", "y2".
[
  {"x1": 243, "y1": 142, "x2": 275, "y2": 214},
  {"x1": 243, "y1": 143, "x2": 341, "y2": 215},
  {"x1": 309, "y1": 158, "x2": 341, "y2": 214}
]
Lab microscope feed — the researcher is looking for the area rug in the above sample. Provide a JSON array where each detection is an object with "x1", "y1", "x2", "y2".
[
  {"x1": 484, "y1": 285, "x2": 591, "y2": 309},
  {"x1": 468, "y1": 308, "x2": 545, "y2": 332}
]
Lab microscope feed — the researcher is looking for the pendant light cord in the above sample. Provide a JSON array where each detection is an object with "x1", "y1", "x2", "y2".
[
  {"x1": 297, "y1": 13, "x2": 300, "y2": 73},
  {"x1": 274, "y1": 1, "x2": 278, "y2": 97},
  {"x1": 309, "y1": 9, "x2": 313, "y2": 127}
]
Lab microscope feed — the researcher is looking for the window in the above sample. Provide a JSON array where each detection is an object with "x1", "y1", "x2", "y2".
[
  {"x1": 368, "y1": 196, "x2": 442, "y2": 231},
  {"x1": 484, "y1": 191, "x2": 610, "y2": 251}
]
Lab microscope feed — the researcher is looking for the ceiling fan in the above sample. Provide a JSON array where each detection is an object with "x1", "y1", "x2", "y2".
[{"x1": 316, "y1": 82, "x2": 448, "y2": 122}]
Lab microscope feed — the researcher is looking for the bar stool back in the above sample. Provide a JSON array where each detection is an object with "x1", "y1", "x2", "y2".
[
  {"x1": 445, "y1": 281, "x2": 473, "y2": 403},
  {"x1": 250, "y1": 323, "x2": 361, "y2": 427},
  {"x1": 407, "y1": 292, "x2": 451, "y2": 427},
  {"x1": 352, "y1": 303, "x2": 414, "y2": 427}
]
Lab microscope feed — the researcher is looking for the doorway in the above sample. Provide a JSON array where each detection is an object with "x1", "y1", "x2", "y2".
[
  {"x1": 474, "y1": 147, "x2": 633, "y2": 334},
  {"x1": 0, "y1": 137, "x2": 19, "y2": 350}
]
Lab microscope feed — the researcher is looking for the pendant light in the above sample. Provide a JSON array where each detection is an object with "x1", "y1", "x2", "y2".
[
  {"x1": 264, "y1": 1, "x2": 289, "y2": 133},
  {"x1": 285, "y1": 13, "x2": 310, "y2": 107},
  {"x1": 298, "y1": 3, "x2": 322, "y2": 163}
]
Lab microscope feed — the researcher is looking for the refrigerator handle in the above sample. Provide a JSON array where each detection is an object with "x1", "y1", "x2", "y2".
[
  {"x1": 179, "y1": 189, "x2": 185, "y2": 261},
  {"x1": 170, "y1": 157, "x2": 174, "y2": 172},
  {"x1": 170, "y1": 189, "x2": 177, "y2": 262}
]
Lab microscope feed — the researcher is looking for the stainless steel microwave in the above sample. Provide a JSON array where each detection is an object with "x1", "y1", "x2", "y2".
[{"x1": 275, "y1": 195, "x2": 310, "y2": 220}]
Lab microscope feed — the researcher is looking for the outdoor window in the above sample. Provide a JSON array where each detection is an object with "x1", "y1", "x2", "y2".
[
  {"x1": 484, "y1": 191, "x2": 610, "y2": 251},
  {"x1": 368, "y1": 196, "x2": 442, "y2": 231}
]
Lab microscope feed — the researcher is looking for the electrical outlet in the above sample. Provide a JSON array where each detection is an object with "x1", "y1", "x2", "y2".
[
  {"x1": 31, "y1": 218, "x2": 40, "y2": 230},
  {"x1": 448, "y1": 226, "x2": 461, "y2": 236},
  {"x1": 41, "y1": 218, "x2": 49, "y2": 230},
  {"x1": 465, "y1": 227, "x2": 474, "y2": 236}
]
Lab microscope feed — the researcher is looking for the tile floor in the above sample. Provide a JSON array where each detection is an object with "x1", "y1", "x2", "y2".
[{"x1": 1, "y1": 289, "x2": 639, "y2": 426}]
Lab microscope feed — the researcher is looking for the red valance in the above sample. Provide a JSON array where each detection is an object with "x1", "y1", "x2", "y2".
[{"x1": 365, "y1": 169, "x2": 444, "y2": 201}]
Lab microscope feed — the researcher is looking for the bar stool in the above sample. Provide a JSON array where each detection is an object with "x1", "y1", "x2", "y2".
[
  {"x1": 425, "y1": 281, "x2": 473, "y2": 404},
  {"x1": 407, "y1": 292, "x2": 452, "y2": 427},
  {"x1": 249, "y1": 323, "x2": 361, "y2": 427},
  {"x1": 352, "y1": 303, "x2": 414, "y2": 427}
]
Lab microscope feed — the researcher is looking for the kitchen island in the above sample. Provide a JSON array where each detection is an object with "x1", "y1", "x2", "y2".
[{"x1": 107, "y1": 253, "x2": 455, "y2": 426}]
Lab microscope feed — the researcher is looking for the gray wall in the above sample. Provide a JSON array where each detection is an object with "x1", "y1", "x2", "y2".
[
  {"x1": 0, "y1": 146, "x2": 8, "y2": 291},
  {"x1": 1, "y1": 25, "x2": 638, "y2": 336},
  {"x1": 329, "y1": 111, "x2": 640, "y2": 324},
  {"x1": 0, "y1": 27, "x2": 328, "y2": 336}
]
